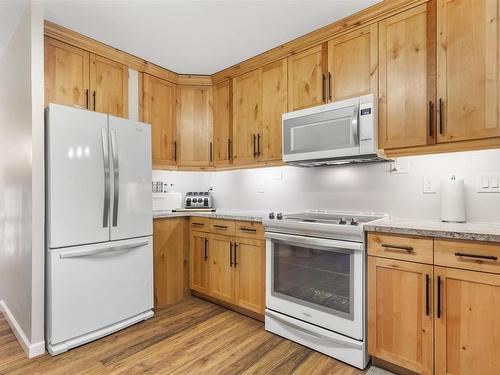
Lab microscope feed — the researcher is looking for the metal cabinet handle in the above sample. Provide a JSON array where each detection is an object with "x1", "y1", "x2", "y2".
[
  {"x1": 437, "y1": 276, "x2": 442, "y2": 319},
  {"x1": 204, "y1": 238, "x2": 208, "y2": 261},
  {"x1": 229, "y1": 242, "x2": 233, "y2": 267},
  {"x1": 322, "y1": 74, "x2": 326, "y2": 102},
  {"x1": 192, "y1": 222, "x2": 205, "y2": 226},
  {"x1": 439, "y1": 98, "x2": 444, "y2": 135},
  {"x1": 425, "y1": 274, "x2": 430, "y2": 316},
  {"x1": 253, "y1": 134, "x2": 257, "y2": 157},
  {"x1": 428, "y1": 101, "x2": 434, "y2": 137},
  {"x1": 381, "y1": 244, "x2": 413, "y2": 253},
  {"x1": 234, "y1": 243, "x2": 238, "y2": 267},
  {"x1": 173, "y1": 140, "x2": 177, "y2": 161},
  {"x1": 257, "y1": 133, "x2": 261, "y2": 156},
  {"x1": 213, "y1": 225, "x2": 228, "y2": 229},
  {"x1": 239, "y1": 227, "x2": 257, "y2": 233},
  {"x1": 328, "y1": 72, "x2": 332, "y2": 101},
  {"x1": 85, "y1": 89, "x2": 89, "y2": 109},
  {"x1": 209, "y1": 141, "x2": 213, "y2": 163},
  {"x1": 454, "y1": 252, "x2": 498, "y2": 261},
  {"x1": 228, "y1": 139, "x2": 232, "y2": 160},
  {"x1": 93, "y1": 91, "x2": 96, "y2": 111}
]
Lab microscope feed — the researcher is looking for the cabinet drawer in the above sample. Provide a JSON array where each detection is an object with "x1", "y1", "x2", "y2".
[
  {"x1": 189, "y1": 217, "x2": 210, "y2": 232},
  {"x1": 435, "y1": 239, "x2": 500, "y2": 274},
  {"x1": 368, "y1": 233, "x2": 433, "y2": 264},
  {"x1": 235, "y1": 221, "x2": 265, "y2": 240},
  {"x1": 210, "y1": 219, "x2": 235, "y2": 235}
]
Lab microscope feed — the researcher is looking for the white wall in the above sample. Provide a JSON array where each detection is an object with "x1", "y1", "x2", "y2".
[
  {"x1": 154, "y1": 148, "x2": 500, "y2": 223},
  {"x1": 0, "y1": 0, "x2": 45, "y2": 357}
]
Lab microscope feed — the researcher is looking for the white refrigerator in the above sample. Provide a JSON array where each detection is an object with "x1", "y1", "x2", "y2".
[{"x1": 45, "y1": 104, "x2": 154, "y2": 355}]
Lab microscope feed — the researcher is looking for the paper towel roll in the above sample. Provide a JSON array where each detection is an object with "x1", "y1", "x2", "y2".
[{"x1": 441, "y1": 176, "x2": 466, "y2": 223}]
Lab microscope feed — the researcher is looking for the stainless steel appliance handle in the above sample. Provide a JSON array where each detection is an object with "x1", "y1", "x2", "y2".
[
  {"x1": 265, "y1": 232, "x2": 363, "y2": 251},
  {"x1": 101, "y1": 128, "x2": 110, "y2": 228},
  {"x1": 265, "y1": 310, "x2": 363, "y2": 349},
  {"x1": 60, "y1": 240, "x2": 148, "y2": 259},
  {"x1": 351, "y1": 105, "x2": 359, "y2": 144},
  {"x1": 110, "y1": 129, "x2": 119, "y2": 227}
]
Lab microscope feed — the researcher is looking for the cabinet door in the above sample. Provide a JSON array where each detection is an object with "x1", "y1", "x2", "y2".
[
  {"x1": 177, "y1": 85, "x2": 214, "y2": 167},
  {"x1": 209, "y1": 234, "x2": 234, "y2": 304},
  {"x1": 232, "y1": 69, "x2": 261, "y2": 165},
  {"x1": 435, "y1": 266, "x2": 500, "y2": 375},
  {"x1": 260, "y1": 59, "x2": 287, "y2": 162},
  {"x1": 368, "y1": 257, "x2": 433, "y2": 375},
  {"x1": 437, "y1": 0, "x2": 500, "y2": 142},
  {"x1": 288, "y1": 44, "x2": 325, "y2": 111},
  {"x1": 213, "y1": 80, "x2": 232, "y2": 167},
  {"x1": 189, "y1": 231, "x2": 210, "y2": 294},
  {"x1": 89, "y1": 54, "x2": 128, "y2": 118},
  {"x1": 327, "y1": 24, "x2": 377, "y2": 102},
  {"x1": 234, "y1": 238, "x2": 265, "y2": 314},
  {"x1": 44, "y1": 37, "x2": 90, "y2": 109},
  {"x1": 153, "y1": 218, "x2": 188, "y2": 308},
  {"x1": 142, "y1": 74, "x2": 177, "y2": 168},
  {"x1": 379, "y1": 4, "x2": 435, "y2": 149}
]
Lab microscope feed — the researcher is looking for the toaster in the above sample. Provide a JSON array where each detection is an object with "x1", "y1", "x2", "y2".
[{"x1": 184, "y1": 191, "x2": 214, "y2": 209}]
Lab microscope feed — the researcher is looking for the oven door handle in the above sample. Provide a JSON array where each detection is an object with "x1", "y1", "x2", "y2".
[
  {"x1": 265, "y1": 232, "x2": 363, "y2": 252},
  {"x1": 265, "y1": 310, "x2": 363, "y2": 349}
]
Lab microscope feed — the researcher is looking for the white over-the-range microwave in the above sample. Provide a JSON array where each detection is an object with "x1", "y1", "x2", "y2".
[{"x1": 282, "y1": 94, "x2": 389, "y2": 166}]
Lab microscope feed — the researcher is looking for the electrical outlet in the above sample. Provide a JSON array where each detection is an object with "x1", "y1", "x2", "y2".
[
  {"x1": 477, "y1": 174, "x2": 500, "y2": 193},
  {"x1": 257, "y1": 183, "x2": 265, "y2": 193},
  {"x1": 272, "y1": 171, "x2": 283, "y2": 180},
  {"x1": 390, "y1": 161, "x2": 410, "y2": 174},
  {"x1": 423, "y1": 176, "x2": 438, "y2": 194}
]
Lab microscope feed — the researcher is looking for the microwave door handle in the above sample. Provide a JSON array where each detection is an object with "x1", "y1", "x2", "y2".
[{"x1": 351, "y1": 105, "x2": 359, "y2": 144}]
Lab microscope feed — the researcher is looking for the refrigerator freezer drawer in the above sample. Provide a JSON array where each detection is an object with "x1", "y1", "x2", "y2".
[{"x1": 46, "y1": 236, "x2": 153, "y2": 349}]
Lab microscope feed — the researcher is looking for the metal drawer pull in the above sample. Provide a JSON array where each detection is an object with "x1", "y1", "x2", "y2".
[
  {"x1": 381, "y1": 244, "x2": 414, "y2": 253},
  {"x1": 192, "y1": 222, "x2": 205, "y2": 226},
  {"x1": 454, "y1": 252, "x2": 498, "y2": 261},
  {"x1": 213, "y1": 225, "x2": 228, "y2": 229},
  {"x1": 240, "y1": 227, "x2": 257, "y2": 233}
]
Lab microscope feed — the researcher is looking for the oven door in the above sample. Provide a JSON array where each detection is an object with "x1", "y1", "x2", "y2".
[
  {"x1": 282, "y1": 99, "x2": 360, "y2": 163},
  {"x1": 266, "y1": 232, "x2": 364, "y2": 340}
]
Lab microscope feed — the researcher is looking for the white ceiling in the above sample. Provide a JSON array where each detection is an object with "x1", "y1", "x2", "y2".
[{"x1": 42, "y1": 0, "x2": 381, "y2": 75}]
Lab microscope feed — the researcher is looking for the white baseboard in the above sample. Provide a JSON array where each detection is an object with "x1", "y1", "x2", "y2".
[{"x1": 0, "y1": 300, "x2": 45, "y2": 358}]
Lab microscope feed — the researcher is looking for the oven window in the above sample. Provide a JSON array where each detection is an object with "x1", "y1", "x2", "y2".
[{"x1": 272, "y1": 241, "x2": 353, "y2": 318}]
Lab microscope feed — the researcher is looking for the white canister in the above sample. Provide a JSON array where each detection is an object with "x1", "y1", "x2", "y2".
[{"x1": 440, "y1": 175, "x2": 466, "y2": 223}]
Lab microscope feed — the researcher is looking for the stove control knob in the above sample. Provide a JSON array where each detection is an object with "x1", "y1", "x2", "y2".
[
  {"x1": 268, "y1": 212, "x2": 275, "y2": 219},
  {"x1": 350, "y1": 217, "x2": 359, "y2": 226},
  {"x1": 339, "y1": 217, "x2": 347, "y2": 225},
  {"x1": 276, "y1": 213, "x2": 283, "y2": 220}
]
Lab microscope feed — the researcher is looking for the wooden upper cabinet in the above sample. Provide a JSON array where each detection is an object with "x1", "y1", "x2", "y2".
[
  {"x1": 142, "y1": 74, "x2": 177, "y2": 168},
  {"x1": 368, "y1": 257, "x2": 433, "y2": 375},
  {"x1": 327, "y1": 24, "x2": 378, "y2": 102},
  {"x1": 89, "y1": 54, "x2": 128, "y2": 118},
  {"x1": 260, "y1": 59, "x2": 287, "y2": 162},
  {"x1": 379, "y1": 4, "x2": 435, "y2": 149},
  {"x1": 234, "y1": 238, "x2": 265, "y2": 314},
  {"x1": 435, "y1": 266, "x2": 500, "y2": 375},
  {"x1": 44, "y1": 37, "x2": 90, "y2": 109},
  {"x1": 232, "y1": 69, "x2": 262, "y2": 165},
  {"x1": 288, "y1": 44, "x2": 326, "y2": 111},
  {"x1": 209, "y1": 234, "x2": 235, "y2": 304},
  {"x1": 437, "y1": 0, "x2": 500, "y2": 142},
  {"x1": 213, "y1": 80, "x2": 232, "y2": 167},
  {"x1": 177, "y1": 85, "x2": 214, "y2": 167}
]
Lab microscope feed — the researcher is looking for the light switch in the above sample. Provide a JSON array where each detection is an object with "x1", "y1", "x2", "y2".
[
  {"x1": 423, "y1": 176, "x2": 438, "y2": 194},
  {"x1": 481, "y1": 176, "x2": 490, "y2": 188},
  {"x1": 491, "y1": 176, "x2": 499, "y2": 188},
  {"x1": 477, "y1": 173, "x2": 500, "y2": 193}
]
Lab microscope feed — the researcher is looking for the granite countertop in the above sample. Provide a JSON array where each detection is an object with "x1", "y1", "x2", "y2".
[
  {"x1": 365, "y1": 217, "x2": 500, "y2": 243},
  {"x1": 153, "y1": 209, "x2": 267, "y2": 223}
]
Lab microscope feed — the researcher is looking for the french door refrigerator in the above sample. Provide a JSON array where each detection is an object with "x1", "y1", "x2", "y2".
[{"x1": 45, "y1": 104, "x2": 154, "y2": 355}]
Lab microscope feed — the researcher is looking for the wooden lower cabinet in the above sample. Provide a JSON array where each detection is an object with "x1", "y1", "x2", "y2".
[
  {"x1": 189, "y1": 230, "x2": 210, "y2": 295},
  {"x1": 434, "y1": 266, "x2": 500, "y2": 375},
  {"x1": 189, "y1": 219, "x2": 265, "y2": 318},
  {"x1": 209, "y1": 234, "x2": 235, "y2": 303},
  {"x1": 368, "y1": 256, "x2": 434, "y2": 375},
  {"x1": 153, "y1": 218, "x2": 189, "y2": 308},
  {"x1": 234, "y1": 237, "x2": 265, "y2": 314}
]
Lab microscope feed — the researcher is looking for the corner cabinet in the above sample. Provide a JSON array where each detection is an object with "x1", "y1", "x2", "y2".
[
  {"x1": 142, "y1": 74, "x2": 177, "y2": 168},
  {"x1": 213, "y1": 80, "x2": 232, "y2": 167},
  {"x1": 177, "y1": 85, "x2": 214, "y2": 168},
  {"x1": 44, "y1": 37, "x2": 128, "y2": 118}
]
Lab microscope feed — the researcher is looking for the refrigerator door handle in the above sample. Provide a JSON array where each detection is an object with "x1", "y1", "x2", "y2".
[
  {"x1": 101, "y1": 128, "x2": 110, "y2": 228},
  {"x1": 59, "y1": 240, "x2": 149, "y2": 259},
  {"x1": 110, "y1": 129, "x2": 119, "y2": 227}
]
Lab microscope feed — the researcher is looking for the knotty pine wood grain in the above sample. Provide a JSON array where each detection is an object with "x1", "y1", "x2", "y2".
[{"x1": 0, "y1": 298, "x2": 366, "y2": 374}]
